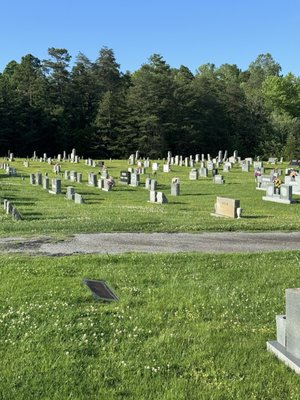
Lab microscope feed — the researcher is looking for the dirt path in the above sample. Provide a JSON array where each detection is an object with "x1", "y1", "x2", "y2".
[{"x1": 0, "y1": 231, "x2": 300, "y2": 256}]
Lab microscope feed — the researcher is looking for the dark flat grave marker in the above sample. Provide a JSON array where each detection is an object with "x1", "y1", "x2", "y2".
[{"x1": 83, "y1": 279, "x2": 118, "y2": 302}]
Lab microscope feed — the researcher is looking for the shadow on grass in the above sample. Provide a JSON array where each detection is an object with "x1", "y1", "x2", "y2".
[
  {"x1": 241, "y1": 215, "x2": 269, "y2": 219},
  {"x1": 183, "y1": 193, "x2": 214, "y2": 196}
]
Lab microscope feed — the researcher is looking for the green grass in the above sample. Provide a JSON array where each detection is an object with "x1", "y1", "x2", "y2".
[
  {"x1": 1, "y1": 252, "x2": 300, "y2": 399},
  {"x1": 0, "y1": 158, "x2": 299, "y2": 236}
]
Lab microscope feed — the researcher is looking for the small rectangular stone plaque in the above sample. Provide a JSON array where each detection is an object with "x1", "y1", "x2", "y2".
[{"x1": 83, "y1": 279, "x2": 118, "y2": 302}]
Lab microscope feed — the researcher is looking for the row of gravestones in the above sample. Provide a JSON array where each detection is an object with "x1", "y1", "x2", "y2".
[
  {"x1": 29, "y1": 173, "x2": 84, "y2": 203},
  {"x1": 0, "y1": 163, "x2": 17, "y2": 176},
  {"x1": 3, "y1": 199, "x2": 22, "y2": 220},
  {"x1": 128, "y1": 150, "x2": 240, "y2": 172},
  {"x1": 119, "y1": 170, "x2": 181, "y2": 197},
  {"x1": 256, "y1": 169, "x2": 299, "y2": 204},
  {"x1": 128, "y1": 150, "x2": 240, "y2": 167}
]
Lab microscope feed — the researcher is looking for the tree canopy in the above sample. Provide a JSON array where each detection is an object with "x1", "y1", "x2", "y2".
[{"x1": 0, "y1": 48, "x2": 299, "y2": 159}]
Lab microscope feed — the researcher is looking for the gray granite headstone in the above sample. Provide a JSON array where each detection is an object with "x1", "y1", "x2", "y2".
[
  {"x1": 77, "y1": 172, "x2": 82, "y2": 183},
  {"x1": 49, "y1": 178, "x2": 61, "y2": 195},
  {"x1": 30, "y1": 174, "x2": 36, "y2": 185},
  {"x1": 157, "y1": 192, "x2": 168, "y2": 204},
  {"x1": 43, "y1": 176, "x2": 49, "y2": 190},
  {"x1": 286, "y1": 288, "x2": 300, "y2": 358},
  {"x1": 267, "y1": 288, "x2": 300, "y2": 373},
  {"x1": 171, "y1": 182, "x2": 180, "y2": 196},
  {"x1": 66, "y1": 186, "x2": 75, "y2": 200},
  {"x1": 74, "y1": 193, "x2": 84, "y2": 204},
  {"x1": 145, "y1": 177, "x2": 151, "y2": 190},
  {"x1": 189, "y1": 169, "x2": 198, "y2": 180},
  {"x1": 130, "y1": 173, "x2": 140, "y2": 187},
  {"x1": 150, "y1": 180, "x2": 157, "y2": 191},
  {"x1": 149, "y1": 190, "x2": 157, "y2": 203}
]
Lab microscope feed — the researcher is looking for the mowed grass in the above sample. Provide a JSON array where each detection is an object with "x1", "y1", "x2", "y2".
[
  {"x1": 0, "y1": 158, "x2": 299, "y2": 236},
  {"x1": 1, "y1": 252, "x2": 300, "y2": 400}
]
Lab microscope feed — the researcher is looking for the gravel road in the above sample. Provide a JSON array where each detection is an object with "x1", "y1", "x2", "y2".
[{"x1": 0, "y1": 231, "x2": 300, "y2": 256}]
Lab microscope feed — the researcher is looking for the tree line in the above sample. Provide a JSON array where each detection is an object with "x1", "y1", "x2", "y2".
[{"x1": 1, "y1": 47, "x2": 300, "y2": 160}]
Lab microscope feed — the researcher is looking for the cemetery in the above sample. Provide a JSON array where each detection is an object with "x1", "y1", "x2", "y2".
[{"x1": 1, "y1": 151, "x2": 300, "y2": 399}]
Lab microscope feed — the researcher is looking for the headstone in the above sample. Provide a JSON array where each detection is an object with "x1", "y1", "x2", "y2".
[
  {"x1": 49, "y1": 178, "x2": 61, "y2": 195},
  {"x1": 30, "y1": 174, "x2": 36, "y2": 185},
  {"x1": 213, "y1": 175, "x2": 224, "y2": 184},
  {"x1": 150, "y1": 179, "x2": 157, "y2": 191},
  {"x1": 43, "y1": 176, "x2": 49, "y2": 190},
  {"x1": 149, "y1": 190, "x2": 157, "y2": 203},
  {"x1": 163, "y1": 164, "x2": 170, "y2": 173},
  {"x1": 171, "y1": 178, "x2": 180, "y2": 196},
  {"x1": 207, "y1": 161, "x2": 213, "y2": 171},
  {"x1": 130, "y1": 172, "x2": 140, "y2": 187},
  {"x1": 101, "y1": 169, "x2": 109, "y2": 179},
  {"x1": 290, "y1": 159, "x2": 300, "y2": 167},
  {"x1": 103, "y1": 177, "x2": 115, "y2": 191},
  {"x1": 145, "y1": 176, "x2": 151, "y2": 190},
  {"x1": 256, "y1": 175, "x2": 273, "y2": 190},
  {"x1": 189, "y1": 168, "x2": 198, "y2": 180},
  {"x1": 74, "y1": 193, "x2": 84, "y2": 204},
  {"x1": 6, "y1": 201, "x2": 12, "y2": 215},
  {"x1": 66, "y1": 186, "x2": 75, "y2": 200},
  {"x1": 241, "y1": 162, "x2": 250, "y2": 172},
  {"x1": 120, "y1": 170, "x2": 131, "y2": 185},
  {"x1": 199, "y1": 167, "x2": 208, "y2": 177},
  {"x1": 263, "y1": 183, "x2": 294, "y2": 204},
  {"x1": 36, "y1": 172, "x2": 42, "y2": 185},
  {"x1": 128, "y1": 154, "x2": 135, "y2": 165},
  {"x1": 77, "y1": 172, "x2": 83, "y2": 183},
  {"x1": 268, "y1": 157, "x2": 278, "y2": 164},
  {"x1": 267, "y1": 288, "x2": 300, "y2": 374},
  {"x1": 156, "y1": 192, "x2": 168, "y2": 204},
  {"x1": 97, "y1": 178, "x2": 104, "y2": 189},
  {"x1": 152, "y1": 162, "x2": 159, "y2": 172},
  {"x1": 223, "y1": 164, "x2": 231, "y2": 172},
  {"x1": 212, "y1": 197, "x2": 240, "y2": 218},
  {"x1": 70, "y1": 171, "x2": 77, "y2": 182},
  {"x1": 88, "y1": 172, "x2": 97, "y2": 187},
  {"x1": 64, "y1": 170, "x2": 70, "y2": 180},
  {"x1": 11, "y1": 206, "x2": 21, "y2": 221}
]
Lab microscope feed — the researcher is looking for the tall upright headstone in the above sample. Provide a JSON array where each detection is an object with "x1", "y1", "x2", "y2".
[{"x1": 267, "y1": 288, "x2": 300, "y2": 374}]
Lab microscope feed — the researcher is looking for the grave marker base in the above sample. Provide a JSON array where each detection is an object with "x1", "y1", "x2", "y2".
[
  {"x1": 267, "y1": 341, "x2": 300, "y2": 374},
  {"x1": 262, "y1": 196, "x2": 294, "y2": 204}
]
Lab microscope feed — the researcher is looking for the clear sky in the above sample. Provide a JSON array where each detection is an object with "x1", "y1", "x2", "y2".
[{"x1": 1, "y1": 0, "x2": 300, "y2": 75}]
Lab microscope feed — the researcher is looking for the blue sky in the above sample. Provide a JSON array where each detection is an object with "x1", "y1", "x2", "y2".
[{"x1": 1, "y1": 0, "x2": 300, "y2": 75}]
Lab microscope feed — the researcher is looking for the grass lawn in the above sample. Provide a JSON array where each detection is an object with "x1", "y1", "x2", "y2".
[
  {"x1": 0, "y1": 158, "x2": 299, "y2": 236},
  {"x1": 1, "y1": 158, "x2": 300, "y2": 399},
  {"x1": 1, "y1": 252, "x2": 300, "y2": 399}
]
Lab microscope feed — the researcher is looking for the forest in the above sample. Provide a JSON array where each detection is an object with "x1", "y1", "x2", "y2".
[{"x1": 0, "y1": 47, "x2": 300, "y2": 160}]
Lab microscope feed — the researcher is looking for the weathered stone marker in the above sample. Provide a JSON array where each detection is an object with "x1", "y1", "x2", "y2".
[{"x1": 211, "y1": 197, "x2": 240, "y2": 218}]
